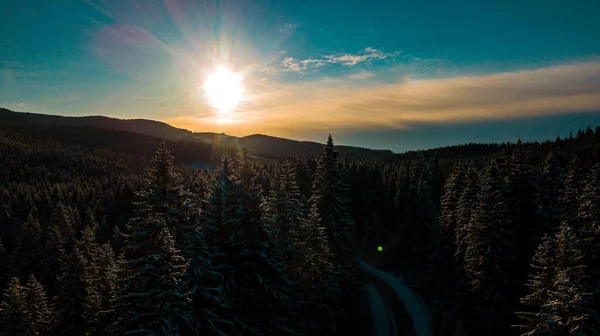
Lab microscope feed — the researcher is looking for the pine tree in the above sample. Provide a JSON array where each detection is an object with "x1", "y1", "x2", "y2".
[
  {"x1": 182, "y1": 217, "x2": 230, "y2": 336},
  {"x1": 40, "y1": 225, "x2": 64, "y2": 296},
  {"x1": 440, "y1": 163, "x2": 466, "y2": 238},
  {"x1": 11, "y1": 210, "x2": 43, "y2": 282},
  {"x1": 110, "y1": 217, "x2": 193, "y2": 336},
  {"x1": 538, "y1": 223, "x2": 599, "y2": 335},
  {"x1": 140, "y1": 142, "x2": 182, "y2": 217},
  {"x1": 562, "y1": 156, "x2": 586, "y2": 224},
  {"x1": 229, "y1": 147, "x2": 297, "y2": 335},
  {"x1": 49, "y1": 203, "x2": 75, "y2": 247},
  {"x1": 515, "y1": 233, "x2": 556, "y2": 334},
  {"x1": 536, "y1": 151, "x2": 562, "y2": 232},
  {"x1": 309, "y1": 135, "x2": 356, "y2": 292},
  {"x1": 577, "y1": 163, "x2": 600, "y2": 314},
  {"x1": 406, "y1": 177, "x2": 437, "y2": 269},
  {"x1": 23, "y1": 274, "x2": 51, "y2": 336},
  {"x1": 50, "y1": 247, "x2": 96, "y2": 336},
  {"x1": 0, "y1": 277, "x2": 27, "y2": 336},
  {"x1": 455, "y1": 163, "x2": 479, "y2": 262},
  {"x1": 294, "y1": 203, "x2": 338, "y2": 334},
  {"x1": 262, "y1": 160, "x2": 306, "y2": 262},
  {"x1": 94, "y1": 244, "x2": 118, "y2": 333},
  {"x1": 464, "y1": 162, "x2": 517, "y2": 335}
]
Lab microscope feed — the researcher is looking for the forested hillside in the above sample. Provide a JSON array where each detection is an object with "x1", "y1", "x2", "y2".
[
  {"x1": 1, "y1": 126, "x2": 600, "y2": 335},
  {"x1": 0, "y1": 108, "x2": 394, "y2": 160}
]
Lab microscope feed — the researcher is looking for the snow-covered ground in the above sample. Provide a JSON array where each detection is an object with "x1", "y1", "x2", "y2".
[{"x1": 359, "y1": 260, "x2": 432, "y2": 336}]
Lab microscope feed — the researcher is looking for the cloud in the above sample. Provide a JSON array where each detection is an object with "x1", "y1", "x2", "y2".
[
  {"x1": 279, "y1": 23, "x2": 298, "y2": 33},
  {"x1": 324, "y1": 47, "x2": 397, "y2": 66},
  {"x1": 264, "y1": 47, "x2": 400, "y2": 74},
  {"x1": 167, "y1": 61, "x2": 600, "y2": 140}
]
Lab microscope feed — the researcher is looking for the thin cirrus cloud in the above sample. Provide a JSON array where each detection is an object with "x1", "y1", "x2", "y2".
[{"x1": 263, "y1": 47, "x2": 401, "y2": 74}]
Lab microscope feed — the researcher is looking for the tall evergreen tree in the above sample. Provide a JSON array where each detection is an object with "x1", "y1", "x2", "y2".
[
  {"x1": 140, "y1": 142, "x2": 182, "y2": 217},
  {"x1": 309, "y1": 135, "x2": 356, "y2": 293},
  {"x1": 262, "y1": 160, "x2": 305, "y2": 262},
  {"x1": 40, "y1": 225, "x2": 64, "y2": 296},
  {"x1": 23, "y1": 274, "x2": 51, "y2": 336},
  {"x1": 0, "y1": 277, "x2": 26, "y2": 336},
  {"x1": 562, "y1": 156, "x2": 586, "y2": 224},
  {"x1": 110, "y1": 216, "x2": 192, "y2": 335},
  {"x1": 538, "y1": 223, "x2": 598, "y2": 335},
  {"x1": 455, "y1": 163, "x2": 479, "y2": 262},
  {"x1": 464, "y1": 162, "x2": 517, "y2": 335},
  {"x1": 50, "y1": 247, "x2": 96, "y2": 336},
  {"x1": 577, "y1": 163, "x2": 600, "y2": 313},
  {"x1": 515, "y1": 233, "x2": 557, "y2": 334},
  {"x1": 536, "y1": 151, "x2": 563, "y2": 232}
]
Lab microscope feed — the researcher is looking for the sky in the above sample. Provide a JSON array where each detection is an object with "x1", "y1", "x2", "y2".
[{"x1": 1, "y1": 0, "x2": 600, "y2": 152}]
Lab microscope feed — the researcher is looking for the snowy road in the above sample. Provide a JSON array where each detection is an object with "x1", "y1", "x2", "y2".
[{"x1": 358, "y1": 260, "x2": 432, "y2": 336}]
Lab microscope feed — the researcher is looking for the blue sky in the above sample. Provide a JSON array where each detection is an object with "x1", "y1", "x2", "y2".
[{"x1": 1, "y1": 0, "x2": 600, "y2": 152}]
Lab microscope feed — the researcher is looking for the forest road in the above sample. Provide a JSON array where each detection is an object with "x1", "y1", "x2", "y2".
[{"x1": 357, "y1": 260, "x2": 431, "y2": 336}]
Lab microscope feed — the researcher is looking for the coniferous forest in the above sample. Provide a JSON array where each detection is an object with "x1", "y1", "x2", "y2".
[{"x1": 2, "y1": 126, "x2": 600, "y2": 335}]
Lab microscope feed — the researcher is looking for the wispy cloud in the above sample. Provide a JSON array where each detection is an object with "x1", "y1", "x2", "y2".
[
  {"x1": 167, "y1": 60, "x2": 600, "y2": 139},
  {"x1": 324, "y1": 47, "x2": 398, "y2": 66},
  {"x1": 264, "y1": 47, "x2": 401, "y2": 74}
]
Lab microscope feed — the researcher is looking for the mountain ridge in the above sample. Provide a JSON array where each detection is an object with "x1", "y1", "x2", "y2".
[{"x1": 0, "y1": 107, "x2": 395, "y2": 159}]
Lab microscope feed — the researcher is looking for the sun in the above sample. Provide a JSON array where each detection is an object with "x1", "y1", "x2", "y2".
[{"x1": 203, "y1": 66, "x2": 244, "y2": 115}]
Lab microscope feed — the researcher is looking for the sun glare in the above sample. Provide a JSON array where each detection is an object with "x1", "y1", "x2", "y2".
[{"x1": 203, "y1": 66, "x2": 244, "y2": 115}]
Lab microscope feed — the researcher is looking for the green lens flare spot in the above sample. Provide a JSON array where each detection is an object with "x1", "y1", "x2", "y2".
[{"x1": 377, "y1": 246, "x2": 383, "y2": 252}]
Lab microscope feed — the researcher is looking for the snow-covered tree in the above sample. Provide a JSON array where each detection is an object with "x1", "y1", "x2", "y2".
[
  {"x1": 51, "y1": 247, "x2": 96, "y2": 336},
  {"x1": 261, "y1": 160, "x2": 306, "y2": 262},
  {"x1": 309, "y1": 135, "x2": 356, "y2": 292},
  {"x1": 139, "y1": 142, "x2": 183, "y2": 217},
  {"x1": 577, "y1": 163, "x2": 600, "y2": 315},
  {"x1": 562, "y1": 156, "x2": 586, "y2": 224},
  {"x1": 23, "y1": 274, "x2": 51, "y2": 335},
  {"x1": 464, "y1": 162, "x2": 517, "y2": 335},
  {"x1": 515, "y1": 233, "x2": 556, "y2": 333},
  {"x1": 455, "y1": 163, "x2": 479, "y2": 262},
  {"x1": 0, "y1": 277, "x2": 27, "y2": 335},
  {"x1": 538, "y1": 223, "x2": 598, "y2": 335},
  {"x1": 110, "y1": 216, "x2": 193, "y2": 336},
  {"x1": 536, "y1": 151, "x2": 563, "y2": 232}
]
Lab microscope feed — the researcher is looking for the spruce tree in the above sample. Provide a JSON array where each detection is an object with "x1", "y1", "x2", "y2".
[
  {"x1": 539, "y1": 222, "x2": 598, "y2": 334},
  {"x1": 536, "y1": 151, "x2": 562, "y2": 232},
  {"x1": 110, "y1": 216, "x2": 193, "y2": 335},
  {"x1": 0, "y1": 277, "x2": 26, "y2": 336},
  {"x1": 455, "y1": 163, "x2": 479, "y2": 262},
  {"x1": 261, "y1": 160, "x2": 305, "y2": 262},
  {"x1": 309, "y1": 135, "x2": 356, "y2": 293},
  {"x1": 562, "y1": 156, "x2": 586, "y2": 224},
  {"x1": 577, "y1": 163, "x2": 600, "y2": 313},
  {"x1": 23, "y1": 274, "x2": 51, "y2": 336},
  {"x1": 515, "y1": 233, "x2": 556, "y2": 334},
  {"x1": 294, "y1": 203, "x2": 338, "y2": 334},
  {"x1": 230, "y1": 147, "x2": 296, "y2": 335},
  {"x1": 50, "y1": 247, "x2": 96, "y2": 336},
  {"x1": 464, "y1": 162, "x2": 517, "y2": 335},
  {"x1": 440, "y1": 163, "x2": 466, "y2": 238},
  {"x1": 40, "y1": 225, "x2": 64, "y2": 296},
  {"x1": 94, "y1": 244, "x2": 118, "y2": 333},
  {"x1": 140, "y1": 142, "x2": 182, "y2": 217}
]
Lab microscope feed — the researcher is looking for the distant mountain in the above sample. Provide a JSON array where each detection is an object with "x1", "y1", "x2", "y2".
[
  {"x1": 240, "y1": 134, "x2": 394, "y2": 159},
  {"x1": 0, "y1": 108, "x2": 395, "y2": 159}
]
